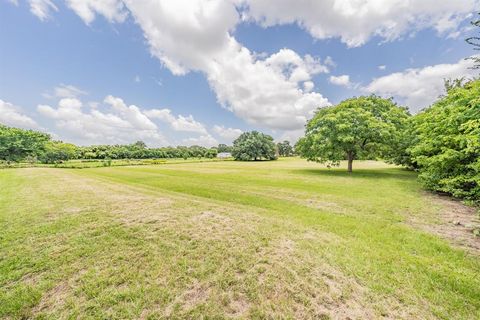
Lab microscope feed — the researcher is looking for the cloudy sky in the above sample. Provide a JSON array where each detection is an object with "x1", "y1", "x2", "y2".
[{"x1": 0, "y1": 0, "x2": 478, "y2": 146}]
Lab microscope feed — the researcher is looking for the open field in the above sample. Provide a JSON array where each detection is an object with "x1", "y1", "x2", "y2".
[{"x1": 1, "y1": 158, "x2": 479, "y2": 319}]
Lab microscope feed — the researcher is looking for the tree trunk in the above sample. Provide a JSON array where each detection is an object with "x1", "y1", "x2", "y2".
[{"x1": 347, "y1": 151, "x2": 354, "y2": 173}]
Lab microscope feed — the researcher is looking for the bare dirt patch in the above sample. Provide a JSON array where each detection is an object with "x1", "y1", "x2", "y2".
[
  {"x1": 32, "y1": 281, "x2": 70, "y2": 314},
  {"x1": 413, "y1": 193, "x2": 480, "y2": 255}
]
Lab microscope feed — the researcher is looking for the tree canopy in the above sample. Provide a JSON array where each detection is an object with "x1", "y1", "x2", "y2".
[
  {"x1": 232, "y1": 131, "x2": 277, "y2": 161},
  {"x1": 277, "y1": 140, "x2": 294, "y2": 157},
  {"x1": 297, "y1": 95, "x2": 410, "y2": 172}
]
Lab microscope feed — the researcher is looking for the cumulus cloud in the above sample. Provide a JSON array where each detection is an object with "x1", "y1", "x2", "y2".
[
  {"x1": 28, "y1": 0, "x2": 57, "y2": 21},
  {"x1": 241, "y1": 0, "x2": 479, "y2": 47},
  {"x1": 329, "y1": 75, "x2": 351, "y2": 87},
  {"x1": 277, "y1": 128, "x2": 304, "y2": 144},
  {"x1": 22, "y1": 0, "x2": 478, "y2": 130},
  {"x1": 145, "y1": 109, "x2": 208, "y2": 134},
  {"x1": 365, "y1": 57, "x2": 476, "y2": 112},
  {"x1": 212, "y1": 125, "x2": 243, "y2": 141},
  {"x1": 182, "y1": 134, "x2": 218, "y2": 147},
  {"x1": 37, "y1": 96, "x2": 167, "y2": 146},
  {"x1": 0, "y1": 99, "x2": 40, "y2": 129},
  {"x1": 65, "y1": 0, "x2": 330, "y2": 130}
]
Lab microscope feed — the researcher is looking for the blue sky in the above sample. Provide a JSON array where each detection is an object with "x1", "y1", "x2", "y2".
[{"x1": 0, "y1": 0, "x2": 478, "y2": 146}]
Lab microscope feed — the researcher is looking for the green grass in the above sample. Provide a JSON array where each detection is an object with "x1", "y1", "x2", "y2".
[{"x1": 1, "y1": 158, "x2": 479, "y2": 319}]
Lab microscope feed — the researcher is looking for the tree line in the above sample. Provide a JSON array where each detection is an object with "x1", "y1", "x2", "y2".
[
  {"x1": 0, "y1": 126, "x2": 296, "y2": 165},
  {"x1": 0, "y1": 128, "x2": 219, "y2": 163}
]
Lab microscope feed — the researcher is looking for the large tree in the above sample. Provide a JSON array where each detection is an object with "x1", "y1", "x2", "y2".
[
  {"x1": 297, "y1": 96, "x2": 409, "y2": 172},
  {"x1": 232, "y1": 131, "x2": 277, "y2": 161}
]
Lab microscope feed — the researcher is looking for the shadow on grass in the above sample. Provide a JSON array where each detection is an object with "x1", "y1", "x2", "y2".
[{"x1": 292, "y1": 167, "x2": 417, "y2": 180}]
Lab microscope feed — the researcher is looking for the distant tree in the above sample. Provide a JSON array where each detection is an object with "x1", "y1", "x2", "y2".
[
  {"x1": 206, "y1": 148, "x2": 218, "y2": 158},
  {"x1": 0, "y1": 125, "x2": 50, "y2": 162},
  {"x1": 232, "y1": 131, "x2": 277, "y2": 161},
  {"x1": 466, "y1": 13, "x2": 480, "y2": 69},
  {"x1": 40, "y1": 141, "x2": 77, "y2": 164},
  {"x1": 276, "y1": 140, "x2": 294, "y2": 157},
  {"x1": 297, "y1": 96, "x2": 409, "y2": 172},
  {"x1": 217, "y1": 143, "x2": 232, "y2": 153},
  {"x1": 133, "y1": 141, "x2": 147, "y2": 149}
]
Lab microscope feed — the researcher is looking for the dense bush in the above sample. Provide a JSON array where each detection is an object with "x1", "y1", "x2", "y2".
[
  {"x1": 410, "y1": 80, "x2": 480, "y2": 203},
  {"x1": 232, "y1": 131, "x2": 277, "y2": 161}
]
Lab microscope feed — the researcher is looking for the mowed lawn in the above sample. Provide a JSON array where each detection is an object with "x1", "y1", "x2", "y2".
[{"x1": 1, "y1": 159, "x2": 479, "y2": 319}]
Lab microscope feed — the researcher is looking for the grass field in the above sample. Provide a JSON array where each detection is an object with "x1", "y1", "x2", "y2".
[{"x1": 1, "y1": 158, "x2": 479, "y2": 319}]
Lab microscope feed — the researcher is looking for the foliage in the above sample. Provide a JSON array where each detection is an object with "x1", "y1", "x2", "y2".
[
  {"x1": 276, "y1": 140, "x2": 294, "y2": 157},
  {"x1": 217, "y1": 144, "x2": 232, "y2": 153},
  {"x1": 231, "y1": 131, "x2": 277, "y2": 161},
  {"x1": 0, "y1": 125, "x2": 50, "y2": 162},
  {"x1": 76, "y1": 143, "x2": 218, "y2": 160},
  {"x1": 40, "y1": 141, "x2": 78, "y2": 164},
  {"x1": 410, "y1": 79, "x2": 480, "y2": 203},
  {"x1": 297, "y1": 95, "x2": 410, "y2": 172}
]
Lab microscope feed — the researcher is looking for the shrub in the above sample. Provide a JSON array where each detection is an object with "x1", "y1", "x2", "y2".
[{"x1": 411, "y1": 79, "x2": 480, "y2": 203}]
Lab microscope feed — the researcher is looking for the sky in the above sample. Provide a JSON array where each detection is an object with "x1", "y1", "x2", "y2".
[{"x1": 0, "y1": 0, "x2": 478, "y2": 147}]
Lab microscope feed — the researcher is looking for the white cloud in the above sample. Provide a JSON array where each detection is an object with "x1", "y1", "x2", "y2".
[
  {"x1": 329, "y1": 74, "x2": 351, "y2": 87},
  {"x1": 365, "y1": 57, "x2": 476, "y2": 112},
  {"x1": 378, "y1": 65, "x2": 387, "y2": 70},
  {"x1": 7, "y1": 0, "x2": 19, "y2": 6},
  {"x1": 65, "y1": 0, "x2": 127, "y2": 24},
  {"x1": 28, "y1": 0, "x2": 57, "y2": 21},
  {"x1": 182, "y1": 134, "x2": 218, "y2": 147},
  {"x1": 241, "y1": 0, "x2": 479, "y2": 47},
  {"x1": 73, "y1": 0, "x2": 330, "y2": 130},
  {"x1": 0, "y1": 99, "x2": 40, "y2": 129},
  {"x1": 324, "y1": 56, "x2": 336, "y2": 68},
  {"x1": 303, "y1": 81, "x2": 314, "y2": 92},
  {"x1": 134, "y1": 75, "x2": 140, "y2": 83},
  {"x1": 277, "y1": 128, "x2": 304, "y2": 144},
  {"x1": 37, "y1": 96, "x2": 167, "y2": 146},
  {"x1": 212, "y1": 125, "x2": 242, "y2": 141},
  {"x1": 145, "y1": 109, "x2": 208, "y2": 134},
  {"x1": 104, "y1": 95, "x2": 157, "y2": 130},
  {"x1": 22, "y1": 0, "x2": 478, "y2": 131},
  {"x1": 43, "y1": 84, "x2": 88, "y2": 99}
]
